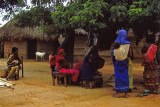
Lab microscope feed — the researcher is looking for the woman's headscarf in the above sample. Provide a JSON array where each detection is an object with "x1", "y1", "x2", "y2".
[
  {"x1": 111, "y1": 29, "x2": 130, "y2": 59},
  {"x1": 142, "y1": 44, "x2": 157, "y2": 62},
  {"x1": 115, "y1": 29, "x2": 130, "y2": 45},
  {"x1": 56, "y1": 49, "x2": 65, "y2": 61}
]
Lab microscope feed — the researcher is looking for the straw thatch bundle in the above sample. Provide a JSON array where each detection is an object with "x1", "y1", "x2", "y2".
[{"x1": 0, "y1": 20, "x2": 58, "y2": 41}]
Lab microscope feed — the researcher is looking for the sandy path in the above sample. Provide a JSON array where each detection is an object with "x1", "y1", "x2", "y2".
[{"x1": 0, "y1": 59, "x2": 159, "y2": 107}]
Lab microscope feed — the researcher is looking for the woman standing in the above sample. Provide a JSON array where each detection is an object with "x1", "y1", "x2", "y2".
[
  {"x1": 112, "y1": 29, "x2": 133, "y2": 98},
  {"x1": 142, "y1": 43, "x2": 159, "y2": 94}
]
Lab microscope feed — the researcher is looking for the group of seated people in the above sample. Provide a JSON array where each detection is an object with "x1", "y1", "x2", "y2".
[
  {"x1": 6, "y1": 45, "x2": 103, "y2": 88},
  {"x1": 50, "y1": 46, "x2": 104, "y2": 87}
]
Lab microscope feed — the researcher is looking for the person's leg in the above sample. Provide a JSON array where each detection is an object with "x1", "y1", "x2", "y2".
[
  {"x1": 7, "y1": 67, "x2": 16, "y2": 79},
  {"x1": 51, "y1": 65, "x2": 54, "y2": 72},
  {"x1": 14, "y1": 66, "x2": 19, "y2": 75},
  {"x1": 112, "y1": 91, "x2": 119, "y2": 98},
  {"x1": 124, "y1": 92, "x2": 129, "y2": 98}
]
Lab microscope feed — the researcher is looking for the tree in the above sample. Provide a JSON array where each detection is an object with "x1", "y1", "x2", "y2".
[
  {"x1": 128, "y1": 0, "x2": 160, "y2": 43},
  {"x1": 51, "y1": 0, "x2": 108, "y2": 34},
  {"x1": 14, "y1": 7, "x2": 53, "y2": 28},
  {"x1": 51, "y1": 0, "x2": 108, "y2": 64}
]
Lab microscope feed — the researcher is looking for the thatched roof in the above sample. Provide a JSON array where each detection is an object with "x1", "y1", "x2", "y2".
[{"x1": 0, "y1": 20, "x2": 58, "y2": 41}]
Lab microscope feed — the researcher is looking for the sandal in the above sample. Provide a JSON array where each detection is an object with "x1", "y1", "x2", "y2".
[
  {"x1": 112, "y1": 94, "x2": 120, "y2": 98},
  {"x1": 136, "y1": 94, "x2": 143, "y2": 97},
  {"x1": 143, "y1": 93, "x2": 149, "y2": 96},
  {"x1": 123, "y1": 94, "x2": 129, "y2": 98},
  {"x1": 154, "y1": 91, "x2": 159, "y2": 94}
]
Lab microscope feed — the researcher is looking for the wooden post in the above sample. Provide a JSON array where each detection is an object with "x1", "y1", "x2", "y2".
[
  {"x1": 69, "y1": 75, "x2": 71, "y2": 85},
  {"x1": 52, "y1": 74, "x2": 55, "y2": 86},
  {"x1": 64, "y1": 74, "x2": 67, "y2": 87},
  {"x1": 21, "y1": 56, "x2": 24, "y2": 78},
  {"x1": 57, "y1": 76, "x2": 59, "y2": 85}
]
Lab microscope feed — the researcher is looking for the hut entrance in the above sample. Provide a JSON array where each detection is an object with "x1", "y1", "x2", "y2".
[
  {"x1": 27, "y1": 40, "x2": 37, "y2": 59},
  {"x1": 0, "y1": 41, "x2": 4, "y2": 58}
]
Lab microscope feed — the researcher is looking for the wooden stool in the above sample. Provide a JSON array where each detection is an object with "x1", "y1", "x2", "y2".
[{"x1": 52, "y1": 72, "x2": 72, "y2": 87}]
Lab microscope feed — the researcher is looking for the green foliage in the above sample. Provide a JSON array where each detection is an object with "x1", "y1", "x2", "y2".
[
  {"x1": 51, "y1": 0, "x2": 108, "y2": 33},
  {"x1": 109, "y1": 5, "x2": 127, "y2": 22},
  {"x1": 127, "y1": 0, "x2": 160, "y2": 34},
  {"x1": 14, "y1": 7, "x2": 53, "y2": 27}
]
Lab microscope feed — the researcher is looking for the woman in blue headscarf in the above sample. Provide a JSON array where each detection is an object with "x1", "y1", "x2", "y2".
[{"x1": 111, "y1": 29, "x2": 133, "y2": 98}]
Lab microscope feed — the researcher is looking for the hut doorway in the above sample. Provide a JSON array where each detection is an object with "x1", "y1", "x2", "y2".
[
  {"x1": 27, "y1": 40, "x2": 37, "y2": 59},
  {"x1": 0, "y1": 41, "x2": 4, "y2": 58}
]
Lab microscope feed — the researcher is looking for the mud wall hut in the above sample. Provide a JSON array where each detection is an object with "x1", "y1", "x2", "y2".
[{"x1": 0, "y1": 20, "x2": 59, "y2": 60}]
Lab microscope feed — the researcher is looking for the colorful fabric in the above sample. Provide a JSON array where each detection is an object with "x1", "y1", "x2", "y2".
[
  {"x1": 55, "y1": 49, "x2": 69, "y2": 70},
  {"x1": 59, "y1": 69, "x2": 79, "y2": 82},
  {"x1": 142, "y1": 44, "x2": 157, "y2": 63},
  {"x1": 144, "y1": 78, "x2": 159, "y2": 90},
  {"x1": 114, "y1": 44, "x2": 130, "y2": 61},
  {"x1": 113, "y1": 60, "x2": 129, "y2": 92},
  {"x1": 114, "y1": 29, "x2": 130, "y2": 45},
  {"x1": 72, "y1": 60, "x2": 84, "y2": 71},
  {"x1": 50, "y1": 56, "x2": 56, "y2": 66},
  {"x1": 81, "y1": 47, "x2": 98, "y2": 80},
  {"x1": 111, "y1": 29, "x2": 130, "y2": 92},
  {"x1": 143, "y1": 44, "x2": 159, "y2": 91},
  {"x1": 7, "y1": 66, "x2": 19, "y2": 79},
  {"x1": 7, "y1": 54, "x2": 21, "y2": 79},
  {"x1": 128, "y1": 58, "x2": 133, "y2": 89},
  {"x1": 56, "y1": 49, "x2": 65, "y2": 61}
]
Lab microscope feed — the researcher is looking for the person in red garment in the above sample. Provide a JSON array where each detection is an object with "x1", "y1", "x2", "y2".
[
  {"x1": 50, "y1": 51, "x2": 56, "y2": 72},
  {"x1": 141, "y1": 43, "x2": 159, "y2": 95},
  {"x1": 55, "y1": 49, "x2": 69, "y2": 70}
]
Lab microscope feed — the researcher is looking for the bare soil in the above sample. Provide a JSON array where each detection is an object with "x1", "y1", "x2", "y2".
[{"x1": 0, "y1": 58, "x2": 160, "y2": 107}]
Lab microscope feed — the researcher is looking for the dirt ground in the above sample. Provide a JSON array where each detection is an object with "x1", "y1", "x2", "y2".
[{"x1": 0, "y1": 58, "x2": 160, "y2": 107}]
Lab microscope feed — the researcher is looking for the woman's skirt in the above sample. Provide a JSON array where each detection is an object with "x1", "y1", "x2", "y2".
[{"x1": 114, "y1": 59, "x2": 129, "y2": 92}]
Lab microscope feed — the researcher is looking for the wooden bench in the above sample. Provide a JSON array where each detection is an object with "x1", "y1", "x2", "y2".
[{"x1": 52, "y1": 72, "x2": 72, "y2": 87}]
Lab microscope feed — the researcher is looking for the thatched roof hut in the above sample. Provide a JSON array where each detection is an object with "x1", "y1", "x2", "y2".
[
  {"x1": 0, "y1": 20, "x2": 58, "y2": 41},
  {"x1": 0, "y1": 20, "x2": 60, "y2": 59}
]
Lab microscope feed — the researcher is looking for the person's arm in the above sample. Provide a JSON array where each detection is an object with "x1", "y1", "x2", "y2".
[
  {"x1": 111, "y1": 47, "x2": 115, "y2": 62},
  {"x1": 50, "y1": 56, "x2": 56, "y2": 63},
  {"x1": 7, "y1": 55, "x2": 13, "y2": 65},
  {"x1": 128, "y1": 46, "x2": 134, "y2": 60},
  {"x1": 17, "y1": 56, "x2": 21, "y2": 64}
]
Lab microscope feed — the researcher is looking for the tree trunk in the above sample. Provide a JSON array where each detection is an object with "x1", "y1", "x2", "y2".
[{"x1": 57, "y1": 29, "x2": 75, "y2": 68}]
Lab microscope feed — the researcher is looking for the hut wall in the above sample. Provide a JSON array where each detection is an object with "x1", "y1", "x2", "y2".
[
  {"x1": 37, "y1": 41, "x2": 54, "y2": 60},
  {"x1": 4, "y1": 41, "x2": 27, "y2": 59}
]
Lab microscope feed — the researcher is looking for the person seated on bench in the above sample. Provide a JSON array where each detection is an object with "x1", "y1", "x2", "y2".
[
  {"x1": 7, "y1": 47, "x2": 21, "y2": 80},
  {"x1": 55, "y1": 49, "x2": 80, "y2": 83},
  {"x1": 81, "y1": 46, "x2": 98, "y2": 82},
  {"x1": 72, "y1": 60, "x2": 84, "y2": 84},
  {"x1": 55, "y1": 49, "x2": 69, "y2": 71},
  {"x1": 55, "y1": 49, "x2": 69, "y2": 83}
]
